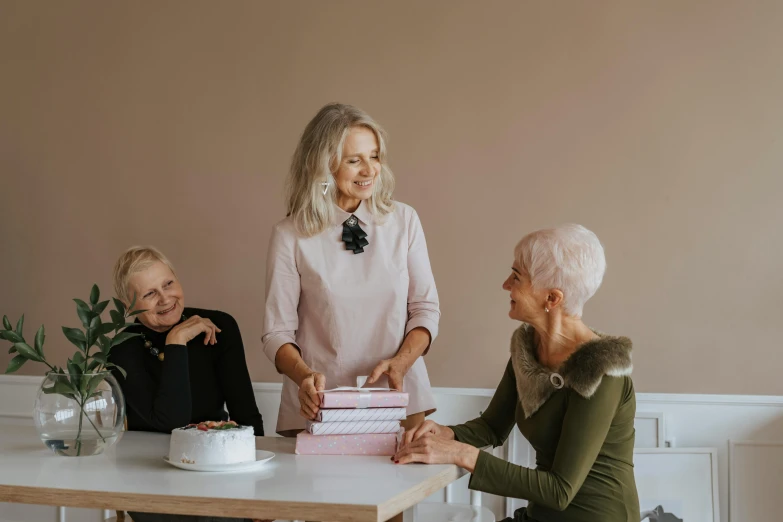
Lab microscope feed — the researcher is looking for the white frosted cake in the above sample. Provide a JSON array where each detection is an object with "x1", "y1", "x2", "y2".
[{"x1": 168, "y1": 421, "x2": 256, "y2": 465}]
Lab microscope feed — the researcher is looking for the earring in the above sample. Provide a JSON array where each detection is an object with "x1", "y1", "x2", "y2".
[
  {"x1": 545, "y1": 307, "x2": 550, "y2": 313},
  {"x1": 320, "y1": 181, "x2": 331, "y2": 195}
]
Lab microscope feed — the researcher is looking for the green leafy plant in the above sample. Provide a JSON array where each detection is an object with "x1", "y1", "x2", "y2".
[{"x1": 1, "y1": 284, "x2": 144, "y2": 455}]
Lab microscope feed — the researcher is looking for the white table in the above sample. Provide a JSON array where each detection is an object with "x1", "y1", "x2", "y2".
[{"x1": 0, "y1": 426, "x2": 465, "y2": 522}]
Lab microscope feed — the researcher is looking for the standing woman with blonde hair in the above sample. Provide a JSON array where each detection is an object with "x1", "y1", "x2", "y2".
[{"x1": 262, "y1": 103, "x2": 440, "y2": 436}]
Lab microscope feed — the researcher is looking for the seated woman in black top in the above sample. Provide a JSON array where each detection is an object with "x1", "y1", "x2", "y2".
[{"x1": 109, "y1": 245, "x2": 264, "y2": 436}]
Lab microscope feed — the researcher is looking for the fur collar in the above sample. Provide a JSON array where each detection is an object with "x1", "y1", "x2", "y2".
[{"x1": 510, "y1": 323, "x2": 633, "y2": 418}]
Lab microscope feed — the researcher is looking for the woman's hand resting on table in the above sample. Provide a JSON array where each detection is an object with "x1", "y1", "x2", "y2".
[
  {"x1": 393, "y1": 420, "x2": 480, "y2": 472},
  {"x1": 400, "y1": 420, "x2": 454, "y2": 444}
]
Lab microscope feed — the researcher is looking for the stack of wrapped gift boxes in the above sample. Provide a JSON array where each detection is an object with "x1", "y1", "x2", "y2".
[{"x1": 295, "y1": 385, "x2": 409, "y2": 456}]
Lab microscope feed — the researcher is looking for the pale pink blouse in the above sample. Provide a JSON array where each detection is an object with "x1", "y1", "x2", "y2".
[{"x1": 262, "y1": 201, "x2": 440, "y2": 433}]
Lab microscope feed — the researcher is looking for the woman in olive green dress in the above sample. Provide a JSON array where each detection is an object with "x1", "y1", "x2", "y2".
[{"x1": 394, "y1": 224, "x2": 640, "y2": 522}]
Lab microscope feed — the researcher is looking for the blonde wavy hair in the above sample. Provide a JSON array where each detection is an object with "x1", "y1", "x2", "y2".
[
  {"x1": 112, "y1": 245, "x2": 176, "y2": 305},
  {"x1": 286, "y1": 103, "x2": 396, "y2": 237}
]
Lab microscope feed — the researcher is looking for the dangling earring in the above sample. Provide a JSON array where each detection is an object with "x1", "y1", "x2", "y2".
[
  {"x1": 320, "y1": 181, "x2": 331, "y2": 195},
  {"x1": 545, "y1": 307, "x2": 550, "y2": 313}
]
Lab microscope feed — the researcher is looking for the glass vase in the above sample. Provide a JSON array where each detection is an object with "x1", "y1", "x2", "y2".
[{"x1": 33, "y1": 370, "x2": 126, "y2": 456}]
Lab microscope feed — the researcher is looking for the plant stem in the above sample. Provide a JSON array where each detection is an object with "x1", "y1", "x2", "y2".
[
  {"x1": 83, "y1": 375, "x2": 107, "y2": 444},
  {"x1": 83, "y1": 403, "x2": 106, "y2": 443},
  {"x1": 83, "y1": 326, "x2": 91, "y2": 374},
  {"x1": 75, "y1": 398, "x2": 84, "y2": 457}
]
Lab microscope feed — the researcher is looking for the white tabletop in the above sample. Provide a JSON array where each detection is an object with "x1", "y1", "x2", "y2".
[{"x1": 0, "y1": 425, "x2": 465, "y2": 522}]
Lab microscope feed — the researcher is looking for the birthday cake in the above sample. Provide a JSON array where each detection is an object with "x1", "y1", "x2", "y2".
[{"x1": 168, "y1": 421, "x2": 255, "y2": 465}]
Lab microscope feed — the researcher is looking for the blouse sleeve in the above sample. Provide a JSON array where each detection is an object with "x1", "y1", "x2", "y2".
[
  {"x1": 465, "y1": 376, "x2": 627, "y2": 510},
  {"x1": 450, "y1": 360, "x2": 519, "y2": 448},
  {"x1": 108, "y1": 340, "x2": 192, "y2": 432},
  {"x1": 405, "y1": 208, "x2": 440, "y2": 352},
  {"x1": 261, "y1": 222, "x2": 302, "y2": 366}
]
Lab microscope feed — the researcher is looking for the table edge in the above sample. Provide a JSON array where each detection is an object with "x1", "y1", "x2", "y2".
[
  {"x1": 0, "y1": 485, "x2": 379, "y2": 522},
  {"x1": 377, "y1": 464, "x2": 465, "y2": 521}
]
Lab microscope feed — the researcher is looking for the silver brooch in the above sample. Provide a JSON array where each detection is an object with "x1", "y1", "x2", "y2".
[
  {"x1": 346, "y1": 216, "x2": 358, "y2": 227},
  {"x1": 550, "y1": 372, "x2": 564, "y2": 389}
]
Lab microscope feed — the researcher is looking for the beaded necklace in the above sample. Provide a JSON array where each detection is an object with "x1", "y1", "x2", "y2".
[{"x1": 140, "y1": 313, "x2": 188, "y2": 362}]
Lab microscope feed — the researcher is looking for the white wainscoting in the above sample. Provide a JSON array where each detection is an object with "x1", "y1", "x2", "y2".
[
  {"x1": 728, "y1": 440, "x2": 783, "y2": 522},
  {"x1": 1, "y1": 375, "x2": 782, "y2": 522}
]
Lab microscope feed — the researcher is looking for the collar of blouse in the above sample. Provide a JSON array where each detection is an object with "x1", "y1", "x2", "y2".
[
  {"x1": 331, "y1": 200, "x2": 374, "y2": 227},
  {"x1": 510, "y1": 323, "x2": 633, "y2": 418}
]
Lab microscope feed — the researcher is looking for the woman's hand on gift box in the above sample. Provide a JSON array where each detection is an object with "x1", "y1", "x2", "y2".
[
  {"x1": 298, "y1": 371, "x2": 326, "y2": 420},
  {"x1": 368, "y1": 327, "x2": 431, "y2": 391},
  {"x1": 367, "y1": 354, "x2": 413, "y2": 391}
]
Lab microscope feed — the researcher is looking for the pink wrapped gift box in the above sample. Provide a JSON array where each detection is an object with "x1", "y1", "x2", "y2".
[
  {"x1": 318, "y1": 389, "x2": 409, "y2": 409},
  {"x1": 306, "y1": 420, "x2": 401, "y2": 435},
  {"x1": 295, "y1": 431, "x2": 402, "y2": 456},
  {"x1": 316, "y1": 407, "x2": 407, "y2": 422}
]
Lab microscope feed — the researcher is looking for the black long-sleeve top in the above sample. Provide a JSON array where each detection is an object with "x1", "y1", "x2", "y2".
[{"x1": 108, "y1": 307, "x2": 264, "y2": 436}]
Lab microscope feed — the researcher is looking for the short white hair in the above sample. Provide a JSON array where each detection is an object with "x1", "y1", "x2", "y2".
[
  {"x1": 514, "y1": 224, "x2": 606, "y2": 317},
  {"x1": 112, "y1": 245, "x2": 176, "y2": 304}
]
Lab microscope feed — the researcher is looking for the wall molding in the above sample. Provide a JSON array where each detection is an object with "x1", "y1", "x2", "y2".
[
  {"x1": 3, "y1": 374, "x2": 783, "y2": 426},
  {"x1": 636, "y1": 392, "x2": 783, "y2": 407},
  {"x1": 635, "y1": 447, "x2": 721, "y2": 522},
  {"x1": 3, "y1": 374, "x2": 782, "y2": 406},
  {"x1": 728, "y1": 440, "x2": 783, "y2": 522},
  {"x1": 634, "y1": 411, "x2": 666, "y2": 448}
]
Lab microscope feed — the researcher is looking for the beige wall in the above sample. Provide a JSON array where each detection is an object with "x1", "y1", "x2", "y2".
[{"x1": 1, "y1": 0, "x2": 781, "y2": 395}]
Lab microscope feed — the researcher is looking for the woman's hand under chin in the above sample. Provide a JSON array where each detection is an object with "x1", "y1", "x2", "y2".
[{"x1": 165, "y1": 315, "x2": 221, "y2": 346}]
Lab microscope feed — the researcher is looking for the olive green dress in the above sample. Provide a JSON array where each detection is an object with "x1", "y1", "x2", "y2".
[{"x1": 450, "y1": 324, "x2": 640, "y2": 522}]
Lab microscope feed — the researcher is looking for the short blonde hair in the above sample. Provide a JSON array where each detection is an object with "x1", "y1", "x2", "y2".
[
  {"x1": 112, "y1": 246, "x2": 176, "y2": 304},
  {"x1": 286, "y1": 103, "x2": 396, "y2": 237},
  {"x1": 514, "y1": 224, "x2": 606, "y2": 317}
]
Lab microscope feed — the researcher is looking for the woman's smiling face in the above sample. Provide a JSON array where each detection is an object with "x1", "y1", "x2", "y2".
[
  {"x1": 333, "y1": 126, "x2": 381, "y2": 212},
  {"x1": 126, "y1": 261, "x2": 184, "y2": 332}
]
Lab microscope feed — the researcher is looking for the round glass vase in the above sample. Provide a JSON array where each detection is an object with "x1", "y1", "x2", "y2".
[{"x1": 33, "y1": 370, "x2": 126, "y2": 457}]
